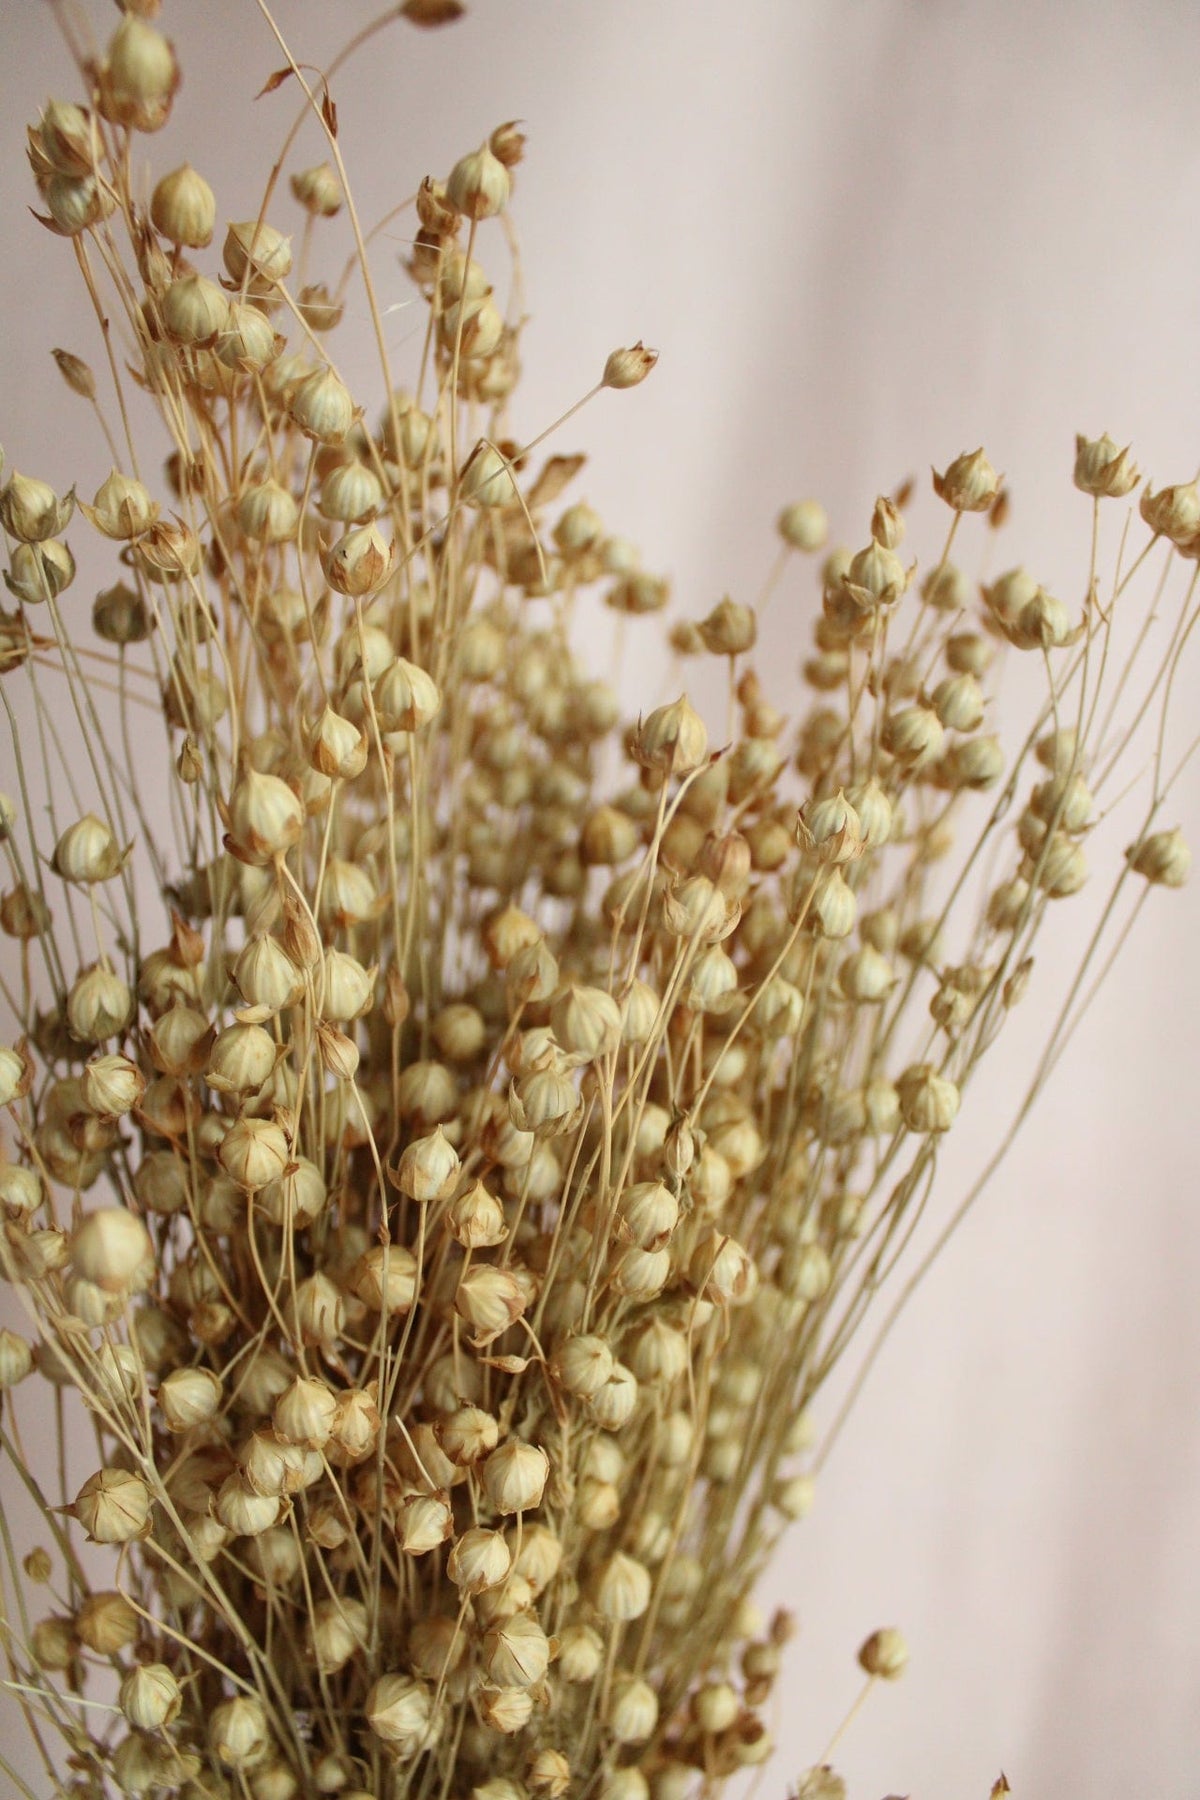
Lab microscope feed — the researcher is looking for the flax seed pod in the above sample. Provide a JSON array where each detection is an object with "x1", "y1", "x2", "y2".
[
  {"x1": 151, "y1": 163, "x2": 215, "y2": 246},
  {"x1": 119, "y1": 1664, "x2": 181, "y2": 1732},
  {"x1": 593, "y1": 1551, "x2": 652, "y2": 1622},
  {"x1": 209, "y1": 1696, "x2": 271, "y2": 1771},
  {"x1": 483, "y1": 1611, "x2": 551, "y2": 1688},
  {"x1": 73, "y1": 1469, "x2": 151, "y2": 1544},
  {"x1": 481, "y1": 1440, "x2": 548, "y2": 1514},
  {"x1": 449, "y1": 1527, "x2": 512, "y2": 1594},
  {"x1": 365, "y1": 1675, "x2": 435, "y2": 1757},
  {"x1": 157, "y1": 1366, "x2": 222, "y2": 1431},
  {"x1": 606, "y1": 1677, "x2": 659, "y2": 1744},
  {"x1": 550, "y1": 1334, "x2": 614, "y2": 1400}
]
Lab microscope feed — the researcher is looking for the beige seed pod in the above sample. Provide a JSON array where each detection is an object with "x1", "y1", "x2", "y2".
[
  {"x1": 82, "y1": 471, "x2": 158, "y2": 540},
  {"x1": 808, "y1": 869, "x2": 856, "y2": 939},
  {"x1": 606, "y1": 1676, "x2": 659, "y2": 1744},
  {"x1": 206, "y1": 1023, "x2": 276, "y2": 1097},
  {"x1": 1128, "y1": 826, "x2": 1190, "y2": 887},
  {"x1": 438, "y1": 1406, "x2": 499, "y2": 1466},
  {"x1": 224, "y1": 219, "x2": 292, "y2": 288},
  {"x1": 591, "y1": 1363, "x2": 639, "y2": 1432},
  {"x1": 1140, "y1": 479, "x2": 1200, "y2": 543},
  {"x1": 610, "y1": 1243, "x2": 671, "y2": 1300},
  {"x1": 456, "y1": 1264, "x2": 528, "y2": 1338},
  {"x1": 319, "y1": 458, "x2": 383, "y2": 523},
  {"x1": 448, "y1": 1526, "x2": 512, "y2": 1593},
  {"x1": 217, "y1": 1473, "x2": 284, "y2": 1537},
  {"x1": 157, "y1": 1366, "x2": 222, "y2": 1431},
  {"x1": 527, "y1": 1750, "x2": 571, "y2": 1798},
  {"x1": 0, "y1": 471, "x2": 74, "y2": 543},
  {"x1": 399, "y1": 1493, "x2": 454, "y2": 1555},
  {"x1": 375, "y1": 655, "x2": 441, "y2": 732},
  {"x1": 219, "y1": 1117, "x2": 289, "y2": 1190},
  {"x1": 483, "y1": 1610, "x2": 551, "y2": 1688},
  {"x1": 233, "y1": 936, "x2": 302, "y2": 1013},
  {"x1": 549, "y1": 1333, "x2": 614, "y2": 1399},
  {"x1": 778, "y1": 498, "x2": 828, "y2": 551},
  {"x1": 603, "y1": 341, "x2": 659, "y2": 389},
  {"x1": 291, "y1": 162, "x2": 342, "y2": 216},
  {"x1": 843, "y1": 540, "x2": 907, "y2": 608},
  {"x1": 67, "y1": 963, "x2": 134, "y2": 1042},
  {"x1": 75, "y1": 1590, "x2": 138, "y2": 1656},
  {"x1": 557, "y1": 1622, "x2": 604, "y2": 1683},
  {"x1": 289, "y1": 366, "x2": 355, "y2": 444},
  {"x1": 227, "y1": 767, "x2": 303, "y2": 865},
  {"x1": 699, "y1": 596, "x2": 757, "y2": 656},
  {"x1": 933, "y1": 447, "x2": 1001, "y2": 512},
  {"x1": 446, "y1": 1179, "x2": 508, "y2": 1248},
  {"x1": 274, "y1": 1376, "x2": 337, "y2": 1448},
  {"x1": 593, "y1": 1551, "x2": 652, "y2": 1621},
  {"x1": 479, "y1": 1687, "x2": 534, "y2": 1734},
  {"x1": 151, "y1": 163, "x2": 215, "y2": 246},
  {"x1": 0, "y1": 1329, "x2": 34, "y2": 1387},
  {"x1": 481, "y1": 1439, "x2": 548, "y2": 1515},
  {"x1": 799, "y1": 790, "x2": 862, "y2": 865},
  {"x1": 98, "y1": 16, "x2": 179, "y2": 131},
  {"x1": 838, "y1": 945, "x2": 895, "y2": 1004},
  {"x1": 896, "y1": 1064, "x2": 960, "y2": 1133},
  {"x1": 323, "y1": 522, "x2": 395, "y2": 596},
  {"x1": 71, "y1": 1207, "x2": 152, "y2": 1293},
  {"x1": 120, "y1": 1662, "x2": 182, "y2": 1731},
  {"x1": 6, "y1": 536, "x2": 75, "y2": 604},
  {"x1": 635, "y1": 694, "x2": 708, "y2": 775},
  {"x1": 307, "y1": 1596, "x2": 368, "y2": 1675},
  {"x1": 395, "y1": 1125, "x2": 460, "y2": 1203},
  {"x1": 365, "y1": 1673, "x2": 435, "y2": 1756},
  {"x1": 74, "y1": 1468, "x2": 151, "y2": 1543},
  {"x1": 210, "y1": 1695, "x2": 271, "y2": 1770},
  {"x1": 858, "y1": 1626, "x2": 909, "y2": 1679},
  {"x1": 82, "y1": 1053, "x2": 145, "y2": 1116},
  {"x1": 882, "y1": 703, "x2": 944, "y2": 767},
  {"x1": 446, "y1": 142, "x2": 510, "y2": 217},
  {"x1": 1030, "y1": 832, "x2": 1088, "y2": 897},
  {"x1": 31, "y1": 1614, "x2": 76, "y2": 1672},
  {"x1": 163, "y1": 273, "x2": 229, "y2": 345},
  {"x1": 1073, "y1": 431, "x2": 1139, "y2": 498},
  {"x1": 460, "y1": 441, "x2": 518, "y2": 508},
  {"x1": 289, "y1": 1272, "x2": 346, "y2": 1346},
  {"x1": 351, "y1": 1243, "x2": 418, "y2": 1315}
]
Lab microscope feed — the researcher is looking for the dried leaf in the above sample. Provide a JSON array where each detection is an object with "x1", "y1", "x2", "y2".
[
  {"x1": 321, "y1": 90, "x2": 338, "y2": 138},
  {"x1": 255, "y1": 67, "x2": 294, "y2": 98},
  {"x1": 400, "y1": 0, "x2": 466, "y2": 25},
  {"x1": 526, "y1": 453, "x2": 586, "y2": 512}
]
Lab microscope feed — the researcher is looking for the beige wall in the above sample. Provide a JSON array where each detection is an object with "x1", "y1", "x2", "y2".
[{"x1": 2, "y1": 4, "x2": 1199, "y2": 1795}]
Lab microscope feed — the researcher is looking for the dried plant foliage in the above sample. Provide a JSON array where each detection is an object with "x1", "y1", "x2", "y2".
[{"x1": 0, "y1": 6, "x2": 1193, "y2": 1799}]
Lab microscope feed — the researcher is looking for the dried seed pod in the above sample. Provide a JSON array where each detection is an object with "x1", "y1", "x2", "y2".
[
  {"x1": 73, "y1": 1468, "x2": 152, "y2": 1543},
  {"x1": 593, "y1": 1551, "x2": 652, "y2": 1621},
  {"x1": 151, "y1": 163, "x2": 215, "y2": 246},
  {"x1": 291, "y1": 162, "x2": 342, "y2": 216},
  {"x1": 858, "y1": 1626, "x2": 909, "y2": 1679},
  {"x1": 365, "y1": 1674, "x2": 435, "y2": 1757},
  {"x1": 1128, "y1": 826, "x2": 1190, "y2": 887},
  {"x1": 481, "y1": 1440, "x2": 548, "y2": 1514},
  {"x1": 209, "y1": 1695, "x2": 271, "y2": 1770},
  {"x1": 933, "y1": 447, "x2": 1001, "y2": 512}
]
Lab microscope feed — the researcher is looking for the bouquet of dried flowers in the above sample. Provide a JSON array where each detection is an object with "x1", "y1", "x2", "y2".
[{"x1": 0, "y1": 5, "x2": 1194, "y2": 1798}]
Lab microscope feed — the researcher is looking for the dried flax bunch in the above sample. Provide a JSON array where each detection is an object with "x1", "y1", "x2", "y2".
[{"x1": 0, "y1": 4, "x2": 1194, "y2": 1798}]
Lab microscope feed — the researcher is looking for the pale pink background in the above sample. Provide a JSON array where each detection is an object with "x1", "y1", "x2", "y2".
[{"x1": 3, "y1": 4, "x2": 1200, "y2": 1796}]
